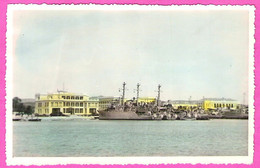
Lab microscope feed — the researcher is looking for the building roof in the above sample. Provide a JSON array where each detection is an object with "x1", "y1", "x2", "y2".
[
  {"x1": 202, "y1": 98, "x2": 237, "y2": 101},
  {"x1": 169, "y1": 100, "x2": 202, "y2": 104}
]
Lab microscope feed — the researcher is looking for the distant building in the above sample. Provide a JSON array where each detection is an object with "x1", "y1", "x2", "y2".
[
  {"x1": 87, "y1": 97, "x2": 99, "y2": 115},
  {"x1": 21, "y1": 98, "x2": 35, "y2": 107},
  {"x1": 35, "y1": 92, "x2": 99, "y2": 116},
  {"x1": 137, "y1": 97, "x2": 156, "y2": 104},
  {"x1": 169, "y1": 98, "x2": 239, "y2": 111},
  {"x1": 202, "y1": 98, "x2": 240, "y2": 111},
  {"x1": 169, "y1": 100, "x2": 201, "y2": 110},
  {"x1": 98, "y1": 96, "x2": 121, "y2": 111}
]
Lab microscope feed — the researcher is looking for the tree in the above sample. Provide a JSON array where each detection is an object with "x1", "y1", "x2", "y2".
[
  {"x1": 24, "y1": 106, "x2": 33, "y2": 115},
  {"x1": 13, "y1": 97, "x2": 24, "y2": 113}
]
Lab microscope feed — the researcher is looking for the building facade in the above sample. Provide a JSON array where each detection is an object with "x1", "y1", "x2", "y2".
[
  {"x1": 202, "y1": 98, "x2": 240, "y2": 111},
  {"x1": 35, "y1": 92, "x2": 99, "y2": 116},
  {"x1": 137, "y1": 97, "x2": 156, "y2": 104},
  {"x1": 98, "y1": 96, "x2": 121, "y2": 111},
  {"x1": 169, "y1": 100, "x2": 201, "y2": 110},
  {"x1": 169, "y1": 98, "x2": 239, "y2": 111}
]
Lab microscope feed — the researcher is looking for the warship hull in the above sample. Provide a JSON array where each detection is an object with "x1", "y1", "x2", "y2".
[{"x1": 99, "y1": 111, "x2": 153, "y2": 120}]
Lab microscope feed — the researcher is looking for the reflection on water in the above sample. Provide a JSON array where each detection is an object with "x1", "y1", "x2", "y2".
[{"x1": 13, "y1": 119, "x2": 248, "y2": 157}]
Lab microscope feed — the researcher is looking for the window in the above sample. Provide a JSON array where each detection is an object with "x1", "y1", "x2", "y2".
[
  {"x1": 214, "y1": 104, "x2": 216, "y2": 108},
  {"x1": 90, "y1": 108, "x2": 96, "y2": 113},
  {"x1": 80, "y1": 96, "x2": 83, "y2": 100},
  {"x1": 66, "y1": 102, "x2": 70, "y2": 106},
  {"x1": 45, "y1": 102, "x2": 49, "y2": 107},
  {"x1": 80, "y1": 109, "x2": 83, "y2": 113},
  {"x1": 67, "y1": 96, "x2": 70, "y2": 99},
  {"x1": 231, "y1": 104, "x2": 234, "y2": 108},
  {"x1": 62, "y1": 96, "x2": 65, "y2": 99},
  {"x1": 76, "y1": 102, "x2": 79, "y2": 107},
  {"x1": 76, "y1": 96, "x2": 79, "y2": 100},
  {"x1": 80, "y1": 103, "x2": 83, "y2": 107},
  {"x1": 71, "y1": 102, "x2": 74, "y2": 106},
  {"x1": 75, "y1": 109, "x2": 79, "y2": 113},
  {"x1": 71, "y1": 96, "x2": 74, "y2": 99},
  {"x1": 38, "y1": 103, "x2": 42, "y2": 107}
]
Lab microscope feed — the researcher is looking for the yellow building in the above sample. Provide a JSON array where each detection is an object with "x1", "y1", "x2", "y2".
[
  {"x1": 98, "y1": 96, "x2": 121, "y2": 111},
  {"x1": 86, "y1": 97, "x2": 99, "y2": 115},
  {"x1": 35, "y1": 92, "x2": 99, "y2": 116},
  {"x1": 137, "y1": 97, "x2": 156, "y2": 104},
  {"x1": 202, "y1": 98, "x2": 240, "y2": 111},
  {"x1": 169, "y1": 100, "x2": 199, "y2": 110}
]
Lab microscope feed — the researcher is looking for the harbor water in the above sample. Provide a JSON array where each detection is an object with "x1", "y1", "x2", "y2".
[{"x1": 13, "y1": 119, "x2": 248, "y2": 157}]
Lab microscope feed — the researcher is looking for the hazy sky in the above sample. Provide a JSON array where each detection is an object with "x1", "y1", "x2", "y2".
[{"x1": 12, "y1": 9, "x2": 250, "y2": 102}]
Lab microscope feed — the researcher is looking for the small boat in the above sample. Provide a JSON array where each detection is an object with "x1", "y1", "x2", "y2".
[
  {"x1": 28, "y1": 115, "x2": 41, "y2": 122},
  {"x1": 28, "y1": 118, "x2": 41, "y2": 121},
  {"x1": 93, "y1": 116, "x2": 99, "y2": 120},
  {"x1": 13, "y1": 118, "x2": 22, "y2": 121},
  {"x1": 196, "y1": 116, "x2": 209, "y2": 120},
  {"x1": 12, "y1": 113, "x2": 22, "y2": 121}
]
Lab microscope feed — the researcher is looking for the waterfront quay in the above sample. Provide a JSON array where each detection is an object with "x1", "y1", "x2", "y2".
[
  {"x1": 13, "y1": 83, "x2": 248, "y2": 120},
  {"x1": 30, "y1": 95, "x2": 247, "y2": 120}
]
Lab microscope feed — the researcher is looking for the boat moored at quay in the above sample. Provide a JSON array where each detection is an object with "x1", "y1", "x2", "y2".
[
  {"x1": 98, "y1": 82, "x2": 248, "y2": 121},
  {"x1": 98, "y1": 83, "x2": 205, "y2": 120},
  {"x1": 98, "y1": 82, "x2": 154, "y2": 120}
]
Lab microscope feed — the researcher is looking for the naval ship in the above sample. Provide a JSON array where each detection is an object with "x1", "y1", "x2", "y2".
[
  {"x1": 98, "y1": 83, "x2": 155, "y2": 120},
  {"x1": 98, "y1": 83, "x2": 209, "y2": 120}
]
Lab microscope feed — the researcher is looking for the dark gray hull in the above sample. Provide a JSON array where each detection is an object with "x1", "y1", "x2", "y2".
[{"x1": 99, "y1": 111, "x2": 152, "y2": 120}]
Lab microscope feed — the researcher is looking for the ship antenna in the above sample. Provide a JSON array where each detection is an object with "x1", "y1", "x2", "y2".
[{"x1": 157, "y1": 84, "x2": 161, "y2": 106}]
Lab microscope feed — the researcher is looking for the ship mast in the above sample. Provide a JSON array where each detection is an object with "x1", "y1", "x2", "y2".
[
  {"x1": 136, "y1": 83, "x2": 140, "y2": 104},
  {"x1": 157, "y1": 84, "x2": 161, "y2": 106},
  {"x1": 121, "y1": 82, "x2": 126, "y2": 106}
]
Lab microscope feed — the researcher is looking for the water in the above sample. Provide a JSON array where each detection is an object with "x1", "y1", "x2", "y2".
[{"x1": 13, "y1": 119, "x2": 248, "y2": 157}]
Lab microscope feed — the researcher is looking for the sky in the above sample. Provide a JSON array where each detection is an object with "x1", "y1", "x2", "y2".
[{"x1": 11, "y1": 8, "x2": 250, "y2": 103}]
